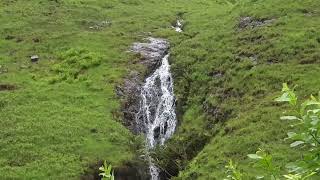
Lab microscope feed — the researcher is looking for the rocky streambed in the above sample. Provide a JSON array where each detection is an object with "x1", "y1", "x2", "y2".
[
  {"x1": 117, "y1": 37, "x2": 177, "y2": 180},
  {"x1": 117, "y1": 38, "x2": 171, "y2": 134}
]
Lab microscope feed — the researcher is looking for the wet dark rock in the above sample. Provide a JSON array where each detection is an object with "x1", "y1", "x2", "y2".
[
  {"x1": 80, "y1": 161, "x2": 102, "y2": 180},
  {"x1": 238, "y1": 16, "x2": 274, "y2": 29},
  {"x1": 118, "y1": 71, "x2": 144, "y2": 133},
  {"x1": 117, "y1": 38, "x2": 170, "y2": 134},
  {"x1": 164, "y1": 122, "x2": 168, "y2": 134},
  {"x1": 114, "y1": 162, "x2": 150, "y2": 180},
  {"x1": 153, "y1": 126, "x2": 160, "y2": 139},
  {"x1": 30, "y1": 55, "x2": 39, "y2": 62},
  {"x1": 81, "y1": 161, "x2": 149, "y2": 180}
]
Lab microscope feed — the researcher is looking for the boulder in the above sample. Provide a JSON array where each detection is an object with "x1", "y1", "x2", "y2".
[{"x1": 238, "y1": 16, "x2": 274, "y2": 29}]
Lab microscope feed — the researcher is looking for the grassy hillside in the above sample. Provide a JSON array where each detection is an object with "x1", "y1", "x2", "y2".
[
  {"x1": 1, "y1": 0, "x2": 320, "y2": 179},
  {"x1": 0, "y1": 0, "x2": 176, "y2": 178},
  {"x1": 0, "y1": 0, "x2": 193, "y2": 178},
  {"x1": 165, "y1": 0, "x2": 320, "y2": 179},
  {"x1": 0, "y1": 0, "x2": 136, "y2": 179}
]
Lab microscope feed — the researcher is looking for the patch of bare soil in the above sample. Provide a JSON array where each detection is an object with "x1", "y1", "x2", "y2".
[{"x1": 0, "y1": 84, "x2": 17, "y2": 91}]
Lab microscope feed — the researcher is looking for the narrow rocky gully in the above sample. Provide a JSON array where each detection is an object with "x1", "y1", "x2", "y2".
[
  {"x1": 133, "y1": 38, "x2": 176, "y2": 180},
  {"x1": 116, "y1": 22, "x2": 183, "y2": 180}
]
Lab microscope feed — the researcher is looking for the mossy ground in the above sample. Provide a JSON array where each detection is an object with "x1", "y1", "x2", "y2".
[{"x1": 1, "y1": 0, "x2": 320, "y2": 179}]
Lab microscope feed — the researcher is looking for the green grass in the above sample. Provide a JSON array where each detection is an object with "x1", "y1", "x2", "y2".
[
  {"x1": 1, "y1": 0, "x2": 320, "y2": 179},
  {"x1": 4, "y1": 1, "x2": 117, "y2": 179},
  {"x1": 164, "y1": 0, "x2": 320, "y2": 179},
  {"x1": 0, "y1": 0, "x2": 178, "y2": 178}
]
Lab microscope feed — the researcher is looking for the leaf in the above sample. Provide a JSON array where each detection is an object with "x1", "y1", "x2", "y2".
[
  {"x1": 303, "y1": 171, "x2": 317, "y2": 179},
  {"x1": 285, "y1": 163, "x2": 302, "y2": 173},
  {"x1": 275, "y1": 92, "x2": 290, "y2": 102},
  {"x1": 311, "y1": 118, "x2": 319, "y2": 126},
  {"x1": 283, "y1": 174, "x2": 300, "y2": 179},
  {"x1": 280, "y1": 116, "x2": 299, "y2": 121},
  {"x1": 308, "y1": 109, "x2": 320, "y2": 114},
  {"x1": 247, "y1": 154, "x2": 262, "y2": 160},
  {"x1": 287, "y1": 132, "x2": 297, "y2": 139},
  {"x1": 290, "y1": 141, "x2": 304, "y2": 147},
  {"x1": 255, "y1": 175, "x2": 264, "y2": 179},
  {"x1": 302, "y1": 100, "x2": 320, "y2": 107},
  {"x1": 310, "y1": 94, "x2": 317, "y2": 101},
  {"x1": 282, "y1": 83, "x2": 290, "y2": 92}
]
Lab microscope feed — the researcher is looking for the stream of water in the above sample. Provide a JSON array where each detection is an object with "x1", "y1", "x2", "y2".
[{"x1": 138, "y1": 54, "x2": 177, "y2": 180}]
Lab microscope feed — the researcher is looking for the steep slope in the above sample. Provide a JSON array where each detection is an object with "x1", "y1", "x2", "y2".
[{"x1": 163, "y1": 0, "x2": 320, "y2": 179}]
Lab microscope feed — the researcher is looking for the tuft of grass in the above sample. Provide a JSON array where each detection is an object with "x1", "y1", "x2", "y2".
[{"x1": 50, "y1": 48, "x2": 102, "y2": 83}]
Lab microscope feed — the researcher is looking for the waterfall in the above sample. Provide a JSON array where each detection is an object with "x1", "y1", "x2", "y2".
[{"x1": 138, "y1": 54, "x2": 177, "y2": 180}]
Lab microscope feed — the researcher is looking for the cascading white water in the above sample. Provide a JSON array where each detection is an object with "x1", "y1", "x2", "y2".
[
  {"x1": 172, "y1": 20, "x2": 183, "y2": 32},
  {"x1": 138, "y1": 54, "x2": 177, "y2": 180}
]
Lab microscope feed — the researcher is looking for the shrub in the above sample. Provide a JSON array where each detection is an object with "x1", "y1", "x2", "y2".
[
  {"x1": 225, "y1": 83, "x2": 320, "y2": 179},
  {"x1": 99, "y1": 160, "x2": 115, "y2": 180},
  {"x1": 50, "y1": 48, "x2": 101, "y2": 83}
]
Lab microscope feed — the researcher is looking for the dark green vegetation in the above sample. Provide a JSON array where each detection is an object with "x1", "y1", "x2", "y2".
[
  {"x1": 1, "y1": 0, "x2": 320, "y2": 179},
  {"x1": 226, "y1": 84, "x2": 320, "y2": 179}
]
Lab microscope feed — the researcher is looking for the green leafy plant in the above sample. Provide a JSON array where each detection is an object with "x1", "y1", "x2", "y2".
[
  {"x1": 275, "y1": 83, "x2": 320, "y2": 179},
  {"x1": 275, "y1": 83, "x2": 297, "y2": 106},
  {"x1": 224, "y1": 160, "x2": 246, "y2": 180},
  {"x1": 50, "y1": 48, "x2": 101, "y2": 83},
  {"x1": 99, "y1": 160, "x2": 115, "y2": 180},
  {"x1": 247, "y1": 149, "x2": 280, "y2": 179},
  {"x1": 226, "y1": 83, "x2": 320, "y2": 179}
]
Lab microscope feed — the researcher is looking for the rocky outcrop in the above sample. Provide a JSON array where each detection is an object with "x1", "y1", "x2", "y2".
[
  {"x1": 131, "y1": 37, "x2": 169, "y2": 73},
  {"x1": 238, "y1": 16, "x2": 274, "y2": 29},
  {"x1": 117, "y1": 37, "x2": 170, "y2": 133}
]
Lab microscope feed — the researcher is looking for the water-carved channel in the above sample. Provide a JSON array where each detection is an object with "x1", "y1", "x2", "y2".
[
  {"x1": 130, "y1": 38, "x2": 177, "y2": 180},
  {"x1": 138, "y1": 53, "x2": 177, "y2": 180}
]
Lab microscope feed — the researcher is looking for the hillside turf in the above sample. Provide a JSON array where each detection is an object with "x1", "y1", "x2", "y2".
[{"x1": 1, "y1": 0, "x2": 320, "y2": 179}]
